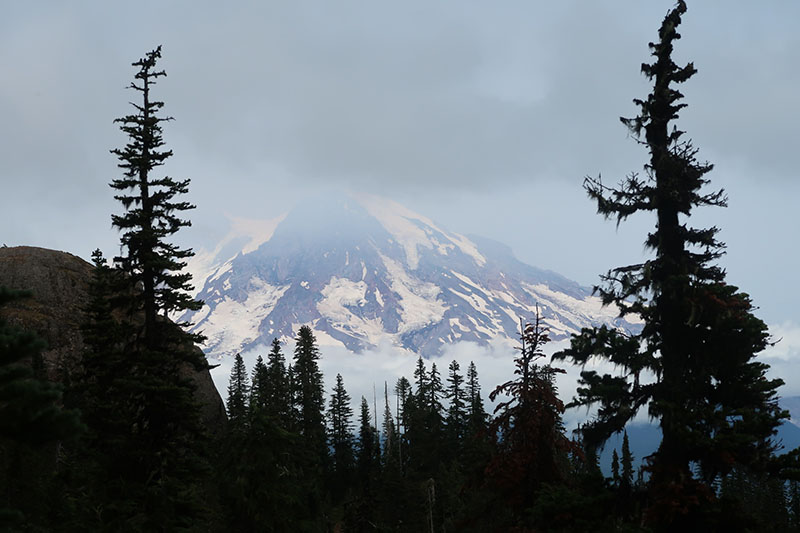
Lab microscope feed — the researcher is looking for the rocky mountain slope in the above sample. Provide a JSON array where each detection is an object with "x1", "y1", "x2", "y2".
[
  {"x1": 184, "y1": 194, "x2": 640, "y2": 359},
  {"x1": 0, "y1": 246, "x2": 225, "y2": 429}
]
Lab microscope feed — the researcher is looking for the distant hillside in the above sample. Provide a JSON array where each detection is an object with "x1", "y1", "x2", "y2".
[{"x1": 597, "y1": 398, "x2": 800, "y2": 476}]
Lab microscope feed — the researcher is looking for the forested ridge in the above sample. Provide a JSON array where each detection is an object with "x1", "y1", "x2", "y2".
[{"x1": 2, "y1": 2, "x2": 800, "y2": 531}]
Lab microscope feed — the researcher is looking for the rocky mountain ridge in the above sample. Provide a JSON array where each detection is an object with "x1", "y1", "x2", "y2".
[{"x1": 0, "y1": 246, "x2": 225, "y2": 429}]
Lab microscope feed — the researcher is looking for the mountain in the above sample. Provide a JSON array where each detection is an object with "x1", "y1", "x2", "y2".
[
  {"x1": 184, "y1": 193, "x2": 640, "y2": 359},
  {"x1": 597, "y1": 398, "x2": 800, "y2": 476}
]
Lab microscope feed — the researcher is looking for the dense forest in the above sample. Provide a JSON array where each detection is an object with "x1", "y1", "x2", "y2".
[{"x1": 3, "y1": 2, "x2": 800, "y2": 531}]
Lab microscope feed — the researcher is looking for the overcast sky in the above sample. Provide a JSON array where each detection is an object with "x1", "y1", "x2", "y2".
[{"x1": 2, "y1": 2, "x2": 799, "y2": 373}]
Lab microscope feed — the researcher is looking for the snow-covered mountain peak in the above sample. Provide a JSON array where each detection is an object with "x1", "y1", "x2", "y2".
[
  {"x1": 355, "y1": 193, "x2": 487, "y2": 269},
  {"x1": 183, "y1": 193, "x2": 640, "y2": 359},
  {"x1": 186, "y1": 213, "x2": 286, "y2": 291}
]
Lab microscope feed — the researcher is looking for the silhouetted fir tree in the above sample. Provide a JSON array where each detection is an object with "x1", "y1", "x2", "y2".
[
  {"x1": 293, "y1": 326, "x2": 326, "y2": 454},
  {"x1": 83, "y1": 45, "x2": 211, "y2": 529},
  {"x1": 286, "y1": 363, "x2": 299, "y2": 432},
  {"x1": 487, "y1": 312, "x2": 577, "y2": 529},
  {"x1": 457, "y1": 361, "x2": 493, "y2": 524},
  {"x1": 74, "y1": 249, "x2": 128, "y2": 437},
  {"x1": 227, "y1": 353, "x2": 250, "y2": 430},
  {"x1": 348, "y1": 396, "x2": 381, "y2": 530},
  {"x1": 292, "y1": 325, "x2": 327, "y2": 524},
  {"x1": 394, "y1": 376, "x2": 412, "y2": 468},
  {"x1": 65, "y1": 249, "x2": 135, "y2": 528},
  {"x1": 219, "y1": 356, "x2": 306, "y2": 533},
  {"x1": 249, "y1": 354, "x2": 268, "y2": 412},
  {"x1": 445, "y1": 360, "x2": 467, "y2": 455},
  {"x1": 378, "y1": 381, "x2": 415, "y2": 530},
  {"x1": 381, "y1": 382, "x2": 397, "y2": 463},
  {"x1": 356, "y1": 396, "x2": 380, "y2": 487},
  {"x1": 427, "y1": 363, "x2": 445, "y2": 417},
  {"x1": 327, "y1": 373, "x2": 355, "y2": 501},
  {"x1": 554, "y1": 2, "x2": 786, "y2": 527},
  {"x1": 413, "y1": 356, "x2": 428, "y2": 400},
  {"x1": 465, "y1": 361, "x2": 488, "y2": 435},
  {"x1": 265, "y1": 337, "x2": 291, "y2": 426},
  {"x1": 109, "y1": 46, "x2": 202, "y2": 344},
  {"x1": 611, "y1": 449, "x2": 621, "y2": 486},
  {"x1": 621, "y1": 430, "x2": 634, "y2": 490},
  {"x1": 0, "y1": 287, "x2": 82, "y2": 528},
  {"x1": 405, "y1": 358, "x2": 445, "y2": 478}
]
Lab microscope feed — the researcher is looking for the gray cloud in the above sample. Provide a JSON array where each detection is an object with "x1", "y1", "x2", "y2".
[{"x1": 1, "y1": 1, "x2": 797, "y2": 327}]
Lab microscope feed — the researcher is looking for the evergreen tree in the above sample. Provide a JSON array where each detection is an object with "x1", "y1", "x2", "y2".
[
  {"x1": 226, "y1": 353, "x2": 250, "y2": 429},
  {"x1": 413, "y1": 356, "x2": 428, "y2": 401},
  {"x1": 465, "y1": 360, "x2": 488, "y2": 435},
  {"x1": 109, "y1": 46, "x2": 202, "y2": 345},
  {"x1": 265, "y1": 337, "x2": 291, "y2": 426},
  {"x1": 428, "y1": 363, "x2": 445, "y2": 417},
  {"x1": 219, "y1": 355, "x2": 305, "y2": 532},
  {"x1": 621, "y1": 430, "x2": 634, "y2": 490},
  {"x1": 293, "y1": 326, "x2": 326, "y2": 455},
  {"x1": 286, "y1": 363, "x2": 299, "y2": 432},
  {"x1": 82, "y1": 46, "x2": 210, "y2": 529},
  {"x1": 0, "y1": 287, "x2": 82, "y2": 527},
  {"x1": 356, "y1": 396, "x2": 380, "y2": 486},
  {"x1": 327, "y1": 373, "x2": 355, "y2": 498},
  {"x1": 553, "y1": 2, "x2": 786, "y2": 526},
  {"x1": 488, "y1": 312, "x2": 576, "y2": 525},
  {"x1": 611, "y1": 449, "x2": 621, "y2": 486},
  {"x1": 249, "y1": 354, "x2": 268, "y2": 413},
  {"x1": 445, "y1": 360, "x2": 467, "y2": 455},
  {"x1": 74, "y1": 249, "x2": 128, "y2": 444},
  {"x1": 459, "y1": 361, "x2": 492, "y2": 506},
  {"x1": 381, "y1": 382, "x2": 397, "y2": 462},
  {"x1": 406, "y1": 359, "x2": 444, "y2": 477},
  {"x1": 394, "y1": 376, "x2": 412, "y2": 467},
  {"x1": 292, "y1": 325, "x2": 327, "y2": 524},
  {"x1": 348, "y1": 396, "x2": 382, "y2": 530}
]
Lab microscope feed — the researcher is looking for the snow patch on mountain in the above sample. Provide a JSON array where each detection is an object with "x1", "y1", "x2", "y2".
[
  {"x1": 379, "y1": 252, "x2": 448, "y2": 334},
  {"x1": 524, "y1": 282, "x2": 642, "y2": 328},
  {"x1": 197, "y1": 278, "x2": 290, "y2": 357},
  {"x1": 317, "y1": 277, "x2": 386, "y2": 346},
  {"x1": 186, "y1": 214, "x2": 286, "y2": 287},
  {"x1": 183, "y1": 193, "x2": 641, "y2": 359},
  {"x1": 357, "y1": 193, "x2": 486, "y2": 269}
]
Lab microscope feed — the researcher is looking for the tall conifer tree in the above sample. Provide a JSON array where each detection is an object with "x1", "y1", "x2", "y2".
[
  {"x1": 621, "y1": 431, "x2": 634, "y2": 490},
  {"x1": 465, "y1": 361, "x2": 488, "y2": 434},
  {"x1": 356, "y1": 396, "x2": 380, "y2": 485},
  {"x1": 249, "y1": 355, "x2": 268, "y2": 413},
  {"x1": 226, "y1": 353, "x2": 250, "y2": 429},
  {"x1": 293, "y1": 326, "x2": 326, "y2": 455},
  {"x1": 109, "y1": 46, "x2": 202, "y2": 346},
  {"x1": 88, "y1": 46, "x2": 209, "y2": 529},
  {"x1": 445, "y1": 360, "x2": 467, "y2": 453},
  {"x1": 328, "y1": 373, "x2": 355, "y2": 495},
  {"x1": 488, "y1": 312, "x2": 575, "y2": 522},
  {"x1": 292, "y1": 325, "x2": 327, "y2": 525},
  {"x1": 381, "y1": 382, "x2": 397, "y2": 462},
  {"x1": 554, "y1": 2, "x2": 786, "y2": 525},
  {"x1": 265, "y1": 337, "x2": 291, "y2": 426}
]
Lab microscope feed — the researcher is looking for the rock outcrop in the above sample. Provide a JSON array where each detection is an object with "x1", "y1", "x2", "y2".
[{"x1": 0, "y1": 245, "x2": 226, "y2": 430}]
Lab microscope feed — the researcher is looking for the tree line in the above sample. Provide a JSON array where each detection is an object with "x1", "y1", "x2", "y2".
[{"x1": 3, "y1": 2, "x2": 800, "y2": 531}]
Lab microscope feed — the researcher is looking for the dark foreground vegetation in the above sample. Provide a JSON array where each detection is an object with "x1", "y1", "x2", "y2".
[{"x1": 2, "y1": 2, "x2": 800, "y2": 531}]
